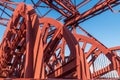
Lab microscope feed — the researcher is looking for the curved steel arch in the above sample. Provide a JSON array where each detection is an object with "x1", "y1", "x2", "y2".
[
  {"x1": 0, "y1": 1, "x2": 120, "y2": 79},
  {"x1": 38, "y1": 17, "x2": 120, "y2": 79}
]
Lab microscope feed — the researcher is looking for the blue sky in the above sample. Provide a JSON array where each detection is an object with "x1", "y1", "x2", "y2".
[
  {"x1": 80, "y1": 9, "x2": 120, "y2": 48},
  {"x1": 77, "y1": 0, "x2": 120, "y2": 48}
]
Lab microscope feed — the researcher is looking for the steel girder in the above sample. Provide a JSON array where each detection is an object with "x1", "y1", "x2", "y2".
[{"x1": 0, "y1": 0, "x2": 120, "y2": 79}]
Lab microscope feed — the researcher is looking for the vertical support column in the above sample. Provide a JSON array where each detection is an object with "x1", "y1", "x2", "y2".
[
  {"x1": 24, "y1": 5, "x2": 39, "y2": 78},
  {"x1": 116, "y1": 57, "x2": 120, "y2": 76},
  {"x1": 76, "y1": 44, "x2": 81, "y2": 79},
  {"x1": 83, "y1": 49, "x2": 91, "y2": 79},
  {"x1": 79, "y1": 47, "x2": 87, "y2": 80},
  {"x1": 34, "y1": 38, "x2": 45, "y2": 79},
  {"x1": 24, "y1": 12, "x2": 34, "y2": 78}
]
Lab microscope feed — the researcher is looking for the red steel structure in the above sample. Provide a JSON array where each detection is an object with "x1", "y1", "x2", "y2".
[{"x1": 0, "y1": 0, "x2": 120, "y2": 79}]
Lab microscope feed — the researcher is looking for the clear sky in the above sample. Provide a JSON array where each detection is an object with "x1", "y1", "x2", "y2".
[
  {"x1": 77, "y1": 0, "x2": 120, "y2": 48},
  {"x1": 80, "y1": 9, "x2": 120, "y2": 48}
]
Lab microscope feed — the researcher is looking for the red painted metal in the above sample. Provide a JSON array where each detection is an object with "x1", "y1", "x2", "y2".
[{"x1": 0, "y1": 0, "x2": 120, "y2": 79}]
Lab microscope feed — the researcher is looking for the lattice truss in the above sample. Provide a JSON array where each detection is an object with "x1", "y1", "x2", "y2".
[{"x1": 0, "y1": 0, "x2": 120, "y2": 79}]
